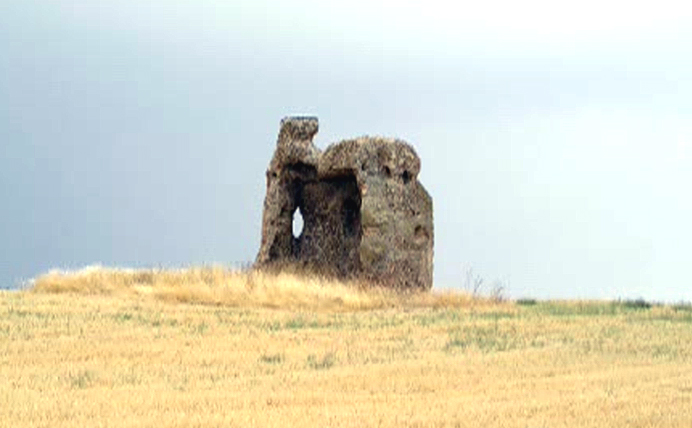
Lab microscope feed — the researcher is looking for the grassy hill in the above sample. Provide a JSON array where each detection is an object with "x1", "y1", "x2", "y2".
[{"x1": 2, "y1": 267, "x2": 692, "y2": 427}]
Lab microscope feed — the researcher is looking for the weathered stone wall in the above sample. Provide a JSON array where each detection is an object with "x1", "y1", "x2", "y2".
[{"x1": 256, "y1": 116, "x2": 434, "y2": 290}]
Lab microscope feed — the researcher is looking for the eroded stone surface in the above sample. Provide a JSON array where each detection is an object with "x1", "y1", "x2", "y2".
[{"x1": 256, "y1": 117, "x2": 434, "y2": 290}]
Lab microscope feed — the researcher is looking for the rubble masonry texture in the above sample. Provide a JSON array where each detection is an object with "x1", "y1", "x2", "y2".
[{"x1": 255, "y1": 117, "x2": 434, "y2": 290}]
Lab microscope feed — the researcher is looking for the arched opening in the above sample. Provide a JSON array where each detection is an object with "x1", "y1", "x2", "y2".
[{"x1": 292, "y1": 207, "x2": 304, "y2": 238}]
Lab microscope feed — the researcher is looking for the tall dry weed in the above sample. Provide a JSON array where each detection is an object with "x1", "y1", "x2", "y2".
[{"x1": 30, "y1": 265, "x2": 490, "y2": 311}]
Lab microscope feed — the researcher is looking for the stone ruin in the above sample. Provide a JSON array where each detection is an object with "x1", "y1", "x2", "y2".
[{"x1": 255, "y1": 117, "x2": 434, "y2": 291}]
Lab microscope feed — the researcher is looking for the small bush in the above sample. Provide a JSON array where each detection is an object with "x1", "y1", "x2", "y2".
[
  {"x1": 70, "y1": 370, "x2": 96, "y2": 389},
  {"x1": 621, "y1": 298, "x2": 652, "y2": 310},
  {"x1": 672, "y1": 302, "x2": 692, "y2": 312},
  {"x1": 259, "y1": 353, "x2": 285, "y2": 364},
  {"x1": 307, "y1": 352, "x2": 336, "y2": 370},
  {"x1": 516, "y1": 298, "x2": 537, "y2": 306},
  {"x1": 444, "y1": 327, "x2": 520, "y2": 353}
]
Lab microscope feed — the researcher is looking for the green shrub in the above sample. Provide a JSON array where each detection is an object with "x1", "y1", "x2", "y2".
[{"x1": 621, "y1": 298, "x2": 652, "y2": 310}]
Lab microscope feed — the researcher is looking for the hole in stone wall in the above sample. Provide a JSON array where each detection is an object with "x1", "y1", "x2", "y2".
[
  {"x1": 402, "y1": 170, "x2": 411, "y2": 184},
  {"x1": 292, "y1": 207, "x2": 304, "y2": 238},
  {"x1": 414, "y1": 225, "x2": 429, "y2": 244}
]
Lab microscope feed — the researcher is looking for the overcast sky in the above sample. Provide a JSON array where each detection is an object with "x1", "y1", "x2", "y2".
[{"x1": 2, "y1": 1, "x2": 691, "y2": 301}]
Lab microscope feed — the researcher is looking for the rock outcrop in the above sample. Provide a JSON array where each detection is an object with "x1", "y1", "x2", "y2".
[{"x1": 256, "y1": 117, "x2": 434, "y2": 290}]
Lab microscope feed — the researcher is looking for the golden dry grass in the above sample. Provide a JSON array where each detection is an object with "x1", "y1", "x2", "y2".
[
  {"x1": 2, "y1": 267, "x2": 692, "y2": 427},
  {"x1": 29, "y1": 265, "x2": 482, "y2": 311}
]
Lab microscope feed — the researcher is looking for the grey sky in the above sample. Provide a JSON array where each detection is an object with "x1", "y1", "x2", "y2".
[{"x1": 2, "y1": 1, "x2": 691, "y2": 301}]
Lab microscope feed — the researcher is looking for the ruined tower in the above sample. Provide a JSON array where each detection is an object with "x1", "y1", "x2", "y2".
[{"x1": 256, "y1": 117, "x2": 434, "y2": 290}]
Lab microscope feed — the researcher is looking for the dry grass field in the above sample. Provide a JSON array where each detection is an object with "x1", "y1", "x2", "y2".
[{"x1": 2, "y1": 267, "x2": 692, "y2": 427}]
